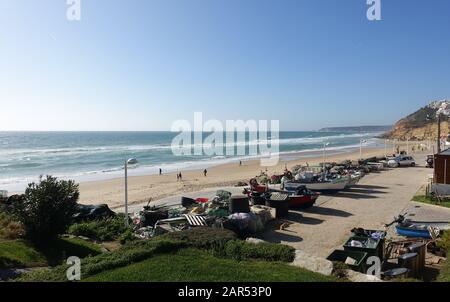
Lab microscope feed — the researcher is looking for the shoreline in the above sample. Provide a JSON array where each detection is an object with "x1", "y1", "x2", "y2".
[
  {"x1": 78, "y1": 140, "x2": 429, "y2": 209},
  {"x1": 3, "y1": 137, "x2": 382, "y2": 193}
]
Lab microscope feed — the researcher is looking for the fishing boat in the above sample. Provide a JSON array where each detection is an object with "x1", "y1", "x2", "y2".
[
  {"x1": 387, "y1": 215, "x2": 442, "y2": 239},
  {"x1": 283, "y1": 173, "x2": 348, "y2": 192},
  {"x1": 395, "y1": 224, "x2": 439, "y2": 239},
  {"x1": 284, "y1": 186, "x2": 319, "y2": 208}
]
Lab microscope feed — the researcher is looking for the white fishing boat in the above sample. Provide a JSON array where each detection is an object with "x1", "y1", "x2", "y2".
[{"x1": 283, "y1": 174, "x2": 349, "y2": 192}]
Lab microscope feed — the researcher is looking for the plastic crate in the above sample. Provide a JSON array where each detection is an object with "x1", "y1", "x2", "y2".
[
  {"x1": 343, "y1": 235, "x2": 383, "y2": 259},
  {"x1": 326, "y1": 249, "x2": 369, "y2": 273}
]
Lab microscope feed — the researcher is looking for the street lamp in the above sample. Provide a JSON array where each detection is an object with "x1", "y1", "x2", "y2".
[
  {"x1": 322, "y1": 142, "x2": 330, "y2": 172},
  {"x1": 384, "y1": 139, "x2": 390, "y2": 158},
  {"x1": 124, "y1": 158, "x2": 138, "y2": 227},
  {"x1": 427, "y1": 113, "x2": 442, "y2": 154},
  {"x1": 359, "y1": 139, "x2": 366, "y2": 160}
]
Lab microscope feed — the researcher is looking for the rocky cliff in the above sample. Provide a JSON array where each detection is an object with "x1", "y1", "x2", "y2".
[{"x1": 383, "y1": 100, "x2": 450, "y2": 140}]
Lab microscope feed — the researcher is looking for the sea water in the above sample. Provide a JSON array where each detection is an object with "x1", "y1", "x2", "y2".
[{"x1": 0, "y1": 131, "x2": 382, "y2": 192}]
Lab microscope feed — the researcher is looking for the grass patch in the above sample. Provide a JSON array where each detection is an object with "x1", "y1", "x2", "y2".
[
  {"x1": 0, "y1": 237, "x2": 102, "y2": 269},
  {"x1": 160, "y1": 227, "x2": 237, "y2": 250},
  {"x1": 68, "y1": 215, "x2": 131, "y2": 242},
  {"x1": 0, "y1": 240, "x2": 47, "y2": 268},
  {"x1": 437, "y1": 230, "x2": 450, "y2": 282},
  {"x1": 85, "y1": 248, "x2": 338, "y2": 282},
  {"x1": 17, "y1": 239, "x2": 184, "y2": 281},
  {"x1": 224, "y1": 240, "x2": 295, "y2": 262},
  {"x1": 437, "y1": 258, "x2": 450, "y2": 282},
  {"x1": 412, "y1": 195, "x2": 450, "y2": 208}
]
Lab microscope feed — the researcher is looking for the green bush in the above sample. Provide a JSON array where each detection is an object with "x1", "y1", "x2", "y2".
[
  {"x1": 224, "y1": 240, "x2": 295, "y2": 262},
  {"x1": 119, "y1": 229, "x2": 136, "y2": 244},
  {"x1": 0, "y1": 212, "x2": 24, "y2": 240},
  {"x1": 436, "y1": 230, "x2": 450, "y2": 252},
  {"x1": 437, "y1": 230, "x2": 450, "y2": 282},
  {"x1": 68, "y1": 214, "x2": 130, "y2": 242},
  {"x1": 161, "y1": 227, "x2": 237, "y2": 250},
  {"x1": 12, "y1": 176, "x2": 79, "y2": 243}
]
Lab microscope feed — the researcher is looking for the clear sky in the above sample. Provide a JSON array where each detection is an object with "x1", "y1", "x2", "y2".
[{"x1": 1, "y1": 0, "x2": 449, "y2": 131}]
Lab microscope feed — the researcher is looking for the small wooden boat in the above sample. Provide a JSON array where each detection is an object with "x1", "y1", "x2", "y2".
[
  {"x1": 285, "y1": 186, "x2": 319, "y2": 208},
  {"x1": 395, "y1": 224, "x2": 438, "y2": 239},
  {"x1": 387, "y1": 215, "x2": 441, "y2": 239}
]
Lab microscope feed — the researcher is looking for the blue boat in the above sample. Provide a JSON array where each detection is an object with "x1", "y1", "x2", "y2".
[
  {"x1": 395, "y1": 225, "x2": 433, "y2": 239},
  {"x1": 387, "y1": 214, "x2": 442, "y2": 239}
]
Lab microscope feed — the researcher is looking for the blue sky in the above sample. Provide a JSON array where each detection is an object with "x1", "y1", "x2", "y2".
[{"x1": 1, "y1": 0, "x2": 449, "y2": 131}]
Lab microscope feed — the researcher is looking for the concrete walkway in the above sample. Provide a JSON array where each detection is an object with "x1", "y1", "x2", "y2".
[{"x1": 260, "y1": 154, "x2": 437, "y2": 258}]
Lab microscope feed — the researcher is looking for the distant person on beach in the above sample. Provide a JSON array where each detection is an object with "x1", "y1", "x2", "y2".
[
  {"x1": 159, "y1": 168, "x2": 162, "y2": 175},
  {"x1": 239, "y1": 160, "x2": 242, "y2": 166},
  {"x1": 176, "y1": 173, "x2": 179, "y2": 181},
  {"x1": 179, "y1": 172, "x2": 182, "y2": 181},
  {"x1": 203, "y1": 169, "x2": 207, "y2": 177}
]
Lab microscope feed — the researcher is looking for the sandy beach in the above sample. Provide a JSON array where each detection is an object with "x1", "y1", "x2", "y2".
[{"x1": 79, "y1": 140, "x2": 429, "y2": 209}]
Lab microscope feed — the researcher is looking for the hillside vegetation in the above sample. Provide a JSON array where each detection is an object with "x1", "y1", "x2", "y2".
[{"x1": 383, "y1": 100, "x2": 450, "y2": 140}]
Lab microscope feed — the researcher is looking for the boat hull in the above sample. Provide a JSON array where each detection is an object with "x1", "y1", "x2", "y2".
[
  {"x1": 285, "y1": 181, "x2": 347, "y2": 192},
  {"x1": 288, "y1": 195, "x2": 318, "y2": 208},
  {"x1": 395, "y1": 226, "x2": 432, "y2": 239}
]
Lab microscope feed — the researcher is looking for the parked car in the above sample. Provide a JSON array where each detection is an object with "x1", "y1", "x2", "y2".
[
  {"x1": 426, "y1": 155, "x2": 434, "y2": 168},
  {"x1": 387, "y1": 155, "x2": 416, "y2": 167}
]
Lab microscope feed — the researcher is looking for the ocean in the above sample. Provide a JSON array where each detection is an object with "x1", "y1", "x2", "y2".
[{"x1": 0, "y1": 131, "x2": 382, "y2": 192}]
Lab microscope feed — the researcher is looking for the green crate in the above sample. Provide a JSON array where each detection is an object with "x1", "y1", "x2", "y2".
[
  {"x1": 343, "y1": 235, "x2": 383, "y2": 259},
  {"x1": 326, "y1": 249, "x2": 369, "y2": 273}
]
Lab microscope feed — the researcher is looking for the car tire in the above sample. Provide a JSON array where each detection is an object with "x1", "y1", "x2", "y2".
[{"x1": 411, "y1": 162, "x2": 415, "y2": 167}]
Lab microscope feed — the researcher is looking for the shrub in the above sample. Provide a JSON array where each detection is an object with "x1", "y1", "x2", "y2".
[
  {"x1": 224, "y1": 240, "x2": 295, "y2": 262},
  {"x1": 0, "y1": 212, "x2": 24, "y2": 239},
  {"x1": 119, "y1": 229, "x2": 136, "y2": 244},
  {"x1": 436, "y1": 230, "x2": 450, "y2": 253},
  {"x1": 437, "y1": 230, "x2": 450, "y2": 282},
  {"x1": 68, "y1": 214, "x2": 130, "y2": 242},
  {"x1": 12, "y1": 176, "x2": 79, "y2": 243},
  {"x1": 161, "y1": 227, "x2": 237, "y2": 250}
]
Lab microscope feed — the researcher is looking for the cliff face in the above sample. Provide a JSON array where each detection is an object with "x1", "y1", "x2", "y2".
[{"x1": 383, "y1": 100, "x2": 450, "y2": 140}]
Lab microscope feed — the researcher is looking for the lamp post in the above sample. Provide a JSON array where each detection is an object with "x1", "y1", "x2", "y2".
[
  {"x1": 124, "y1": 158, "x2": 138, "y2": 227},
  {"x1": 322, "y1": 142, "x2": 329, "y2": 172},
  {"x1": 384, "y1": 139, "x2": 388, "y2": 158},
  {"x1": 406, "y1": 137, "x2": 409, "y2": 154},
  {"x1": 359, "y1": 139, "x2": 366, "y2": 160},
  {"x1": 427, "y1": 113, "x2": 442, "y2": 154}
]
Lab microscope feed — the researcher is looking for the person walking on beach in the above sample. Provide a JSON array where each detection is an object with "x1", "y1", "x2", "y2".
[
  {"x1": 159, "y1": 168, "x2": 162, "y2": 175},
  {"x1": 239, "y1": 160, "x2": 242, "y2": 166},
  {"x1": 203, "y1": 169, "x2": 207, "y2": 177},
  {"x1": 179, "y1": 172, "x2": 182, "y2": 181},
  {"x1": 176, "y1": 173, "x2": 179, "y2": 181}
]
